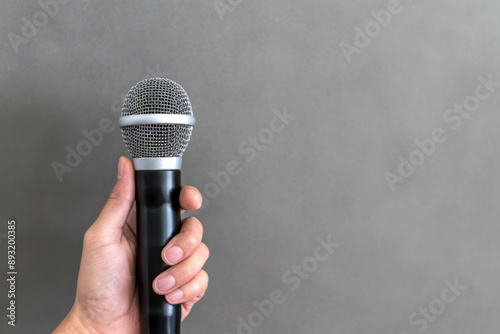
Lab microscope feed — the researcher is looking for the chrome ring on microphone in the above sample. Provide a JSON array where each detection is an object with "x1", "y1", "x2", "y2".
[
  {"x1": 119, "y1": 114, "x2": 196, "y2": 171},
  {"x1": 119, "y1": 114, "x2": 196, "y2": 127}
]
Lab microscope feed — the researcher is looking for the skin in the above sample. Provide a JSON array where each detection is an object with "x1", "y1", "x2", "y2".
[{"x1": 53, "y1": 157, "x2": 209, "y2": 334}]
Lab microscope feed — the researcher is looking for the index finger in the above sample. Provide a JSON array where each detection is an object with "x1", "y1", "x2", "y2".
[{"x1": 180, "y1": 185, "x2": 202, "y2": 214}]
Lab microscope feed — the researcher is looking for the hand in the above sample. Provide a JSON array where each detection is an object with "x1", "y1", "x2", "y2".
[{"x1": 54, "y1": 157, "x2": 209, "y2": 334}]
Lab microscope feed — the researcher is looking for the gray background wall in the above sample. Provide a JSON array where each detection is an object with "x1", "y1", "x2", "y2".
[{"x1": 1, "y1": 0, "x2": 500, "y2": 333}]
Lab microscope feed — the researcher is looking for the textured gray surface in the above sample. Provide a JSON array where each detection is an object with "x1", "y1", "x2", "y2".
[{"x1": 1, "y1": 0, "x2": 500, "y2": 333}]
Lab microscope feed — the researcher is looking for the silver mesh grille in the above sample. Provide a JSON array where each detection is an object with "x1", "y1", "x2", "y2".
[{"x1": 121, "y1": 78, "x2": 193, "y2": 158}]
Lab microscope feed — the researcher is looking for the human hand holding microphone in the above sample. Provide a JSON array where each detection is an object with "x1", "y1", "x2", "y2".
[{"x1": 54, "y1": 79, "x2": 209, "y2": 334}]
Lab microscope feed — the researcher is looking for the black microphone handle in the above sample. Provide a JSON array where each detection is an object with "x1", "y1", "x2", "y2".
[{"x1": 136, "y1": 169, "x2": 182, "y2": 334}]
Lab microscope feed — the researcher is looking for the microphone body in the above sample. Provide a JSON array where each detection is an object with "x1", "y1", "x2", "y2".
[
  {"x1": 119, "y1": 78, "x2": 196, "y2": 334},
  {"x1": 136, "y1": 170, "x2": 182, "y2": 334}
]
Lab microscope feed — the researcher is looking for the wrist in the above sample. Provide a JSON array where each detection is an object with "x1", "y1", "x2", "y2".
[{"x1": 53, "y1": 307, "x2": 93, "y2": 334}]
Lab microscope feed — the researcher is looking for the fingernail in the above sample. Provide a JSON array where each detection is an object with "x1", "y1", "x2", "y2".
[
  {"x1": 117, "y1": 157, "x2": 125, "y2": 179},
  {"x1": 165, "y1": 246, "x2": 183, "y2": 264},
  {"x1": 167, "y1": 289, "x2": 184, "y2": 302},
  {"x1": 156, "y1": 275, "x2": 175, "y2": 293}
]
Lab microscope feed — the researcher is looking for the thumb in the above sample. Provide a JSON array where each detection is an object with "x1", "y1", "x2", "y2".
[{"x1": 92, "y1": 156, "x2": 135, "y2": 235}]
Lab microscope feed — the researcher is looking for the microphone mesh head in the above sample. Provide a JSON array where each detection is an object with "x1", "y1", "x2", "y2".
[{"x1": 121, "y1": 78, "x2": 193, "y2": 158}]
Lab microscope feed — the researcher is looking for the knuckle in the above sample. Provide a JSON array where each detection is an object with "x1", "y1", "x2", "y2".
[
  {"x1": 192, "y1": 217, "x2": 203, "y2": 234},
  {"x1": 183, "y1": 232, "x2": 199, "y2": 250},
  {"x1": 191, "y1": 281, "x2": 201, "y2": 293},
  {"x1": 196, "y1": 286, "x2": 206, "y2": 299},
  {"x1": 199, "y1": 243, "x2": 210, "y2": 260},
  {"x1": 200, "y1": 269, "x2": 209, "y2": 285},
  {"x1": 184, "y1": 216, "x2": 203, "y2": 235},
  {"x1": 107, "y1": 189, "x2": 133, "y2": 208},
  {"x1": 201, "y1": 269, "x2": 209, "y2": 280},
  {"x1": 107, "y1": 189, "x2": 122, "y2": 203}
]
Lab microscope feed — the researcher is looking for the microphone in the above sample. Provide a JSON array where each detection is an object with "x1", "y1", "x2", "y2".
[{"x1": 119, "y1": 78, "x2": 196, "y2": 334}]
